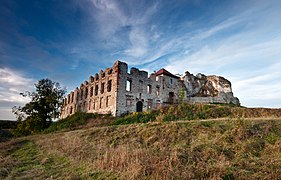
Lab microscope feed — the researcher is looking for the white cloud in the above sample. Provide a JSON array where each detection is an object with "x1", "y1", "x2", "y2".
[
  {"x1": 0, "y1": 67, "x2": 34, "y2": 86},
  {"x1": 90, "y1": 0, "x2": 128, "y2": 37},
  {"x1": 67, "y1": 0, "x2": 281, "y2": 109},
  {"x1": 191, "y1": 16, "x2": 241, "y2": 41},
  {"x1": 142, "y1": 1, "x2": 281, "y2": 108},
  {"x1": 77, "y1": 0, "x2": 160, "y2": 62},
  {"x1": 0, "y1": 67, "x2": 34, "y2": 120},
  {"x1": 124, "y1": 27, "x2": 147, "y2": 57}
]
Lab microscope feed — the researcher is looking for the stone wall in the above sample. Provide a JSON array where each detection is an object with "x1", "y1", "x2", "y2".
[
  {"x1": 60, "y1": 62, "x2": 119, "y2": 118},
  {"x1": 61, "y1": 60, "x2": 240, "y2": 118},
  {"x1": 182, "y1": 71, "x2": 240, "y2": 105},
  {"x1": 115, "y1": 61, "x2": 181, "y2": 116}
]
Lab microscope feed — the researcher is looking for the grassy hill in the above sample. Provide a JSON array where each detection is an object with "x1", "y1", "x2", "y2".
[{"x1": 1, "y1": 104, "x2": 281, "y2": 179}]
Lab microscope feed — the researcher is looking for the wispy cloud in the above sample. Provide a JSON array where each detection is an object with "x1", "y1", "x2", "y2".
[
  {"x1": 1, "y1": 0, "x2": 281, "y2": 120},
  {"x1": 0, "y1": 67, "x2": 35, "y2": 120},
  {"x1": 124, "y1": 27, "x2": 148, "y2": 57},
  {"x1": 73, "y1": 0, "x2": 159, "y2": 64},
  {"x1": 135, "y1": 0, "x2": 281, "y2": 108}
]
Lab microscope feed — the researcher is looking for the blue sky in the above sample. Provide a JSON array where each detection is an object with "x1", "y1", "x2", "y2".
[{"x1": 1, "y1": 0, "x2": 281, "y2": 120}]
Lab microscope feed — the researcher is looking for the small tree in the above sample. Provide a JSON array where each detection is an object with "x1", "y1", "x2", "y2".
[{"x1": 12, "y1": 78, "x2": 66, "y2": 135}]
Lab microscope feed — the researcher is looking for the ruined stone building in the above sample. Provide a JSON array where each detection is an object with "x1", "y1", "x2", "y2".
[{"x1": 60, "y1": 60, "x2": 240, "y2": 118}]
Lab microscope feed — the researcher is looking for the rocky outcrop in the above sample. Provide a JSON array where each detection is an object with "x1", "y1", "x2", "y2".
[{"x1": 182, "y1": 71, "x2": 240, "y2": 105}]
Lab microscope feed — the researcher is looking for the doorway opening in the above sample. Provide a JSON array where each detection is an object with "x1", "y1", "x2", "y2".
[{"x1": 136, "y1": 101, "x2": 143, "y2": 112}]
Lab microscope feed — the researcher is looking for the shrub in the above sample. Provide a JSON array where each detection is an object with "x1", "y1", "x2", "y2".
[
  {"x1": 43, "y1": 112, "x2": 102, "y2": 133},
  {"x1": 112, "y1": 111, "x2": 159, "y2": 125}
]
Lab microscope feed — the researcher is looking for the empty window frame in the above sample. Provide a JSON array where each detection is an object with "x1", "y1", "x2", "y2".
[
  {"x1": 156, "y1": 86, "x2": 160, "y2": 96},
  {"x1": 71, "y1": 93, "x2": 74, "y2": 103},
  {"x1": 147, "y1": 99, "x2": 153, "y2": 109},
  {"x1": 126, "y1": 79, "x2": 132, "y2": 91},
  {"x1": 101, "y1": 82, "x2": 105, "y2": 94},
  {"x1": 85, "y1": 87, "x2": 88, "y2": 98},
  {"x1": 100, "y1": 97, "x2": 103, "y2": 108},
  {"x1": 95, "y1": 74, "x2": 99, "y2": 80},
  {"x1": 90, "y1": 86, "x2": 93, "y2": 97},
  {"x1": 93, "y1": 100, "x2": 96, "y2": 110},
  {"x1": 76, "y1": 92, "x2": 79, "y2": 102},
  {"x1": 106, "y1": 96, "x2": 109, "y2": 107},
  {"x1": 147, "y1": 84, "x2": 152, "y2": 94},
  {"x1": 95, "y1": 84, "x2": 98, "y2": 96},
  {"x1": 90, "y1": 76, "x2": 94, "y2": 83},
  {"x1": 108, "y1": 69, "x2": 113, "y2": 75},
  {"x1": 80, "y1": 89, "x2": 83, "y2": 100},
  {"x1": 88, "y1": 101, "x2": 91, "y2": 110},
  {"x1": 107, "y1": 80, "x2": 112, "y2": 92}
]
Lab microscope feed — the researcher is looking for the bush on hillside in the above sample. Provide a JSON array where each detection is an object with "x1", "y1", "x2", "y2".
[
  {"x1": 44, "y1": 112, "x2": 111, "y2": 133},
  {"x1": 112, "y1": 111, "x2": 159, "y2": 125},
  {"x1": 112, "y1": 103, "x2": 281, "y2": 125}
]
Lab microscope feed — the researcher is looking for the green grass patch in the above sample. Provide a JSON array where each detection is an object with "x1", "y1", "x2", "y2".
[
  {"x1": 111, "y1": 103, "x2": 281, "y2": 126},
  {"x1": 0, "y1": 139, "x2": 116, "y2": 179},
  {"x1": 112, "y1": 111, "x2": 159, "y2": 125},
  {"x1": 44, "y1": 112, "x2": 111, "y2": 133}
]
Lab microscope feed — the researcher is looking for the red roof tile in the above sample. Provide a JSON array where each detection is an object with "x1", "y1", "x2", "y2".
[{"x1": 155, "y1": 68, "x2": 179, "y2": 79}]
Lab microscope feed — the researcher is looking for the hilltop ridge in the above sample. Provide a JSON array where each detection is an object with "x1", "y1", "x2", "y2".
[{"x1": 1, "y1": 104, "x2": 281, "y2": 179}]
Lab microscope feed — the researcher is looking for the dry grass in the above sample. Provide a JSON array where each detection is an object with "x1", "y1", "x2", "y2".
[
  {"x1": 3, "y1": 105, "x2": 281, "y2": 179},
  {"x1": 0, "y1": 138, "x2": 92, "y2": 179},
  {"x1": 30, "y1": 118, "x2": 281, "y2": 179}
]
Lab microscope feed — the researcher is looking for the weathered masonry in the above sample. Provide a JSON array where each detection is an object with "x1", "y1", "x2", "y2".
[{"x1": 60, "y1": 60, "x2": 240, "y2": 118}]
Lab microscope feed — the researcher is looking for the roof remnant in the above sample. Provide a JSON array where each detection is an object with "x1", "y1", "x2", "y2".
[{"x1": 155, "y1": 68, "x2": 180, "y2": 79}]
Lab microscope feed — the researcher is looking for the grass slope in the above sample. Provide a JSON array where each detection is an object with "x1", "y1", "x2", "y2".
[{"x1": 1, "y1": 118, "x2": 281, "y2": 179}]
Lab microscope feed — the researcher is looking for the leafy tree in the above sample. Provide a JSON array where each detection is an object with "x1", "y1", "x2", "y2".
[{"x1": 12, "y1": 78, "x2": 66, "y2": 135}]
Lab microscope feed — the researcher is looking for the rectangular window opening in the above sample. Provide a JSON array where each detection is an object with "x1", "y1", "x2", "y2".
[
  {"x1": 107, "y1": 80, "x2": 112, "y2": 92},
  {"x1": 80, "y1": 90, "x2": 83, "y2": 100},
  {"x1": 100, "y1": 97, "x2": 103, "y2": 108},
  {"x1": 147, "y1": 99, "x2": 153, "y2": 109},
  {"x1": 156, "y1": 86, "x2": 160, "y2": 96},
  {"x1": 90, "y1": 86, "x2": 93, "y2": 97},
  {"x1": 147, "y1": 85, "x2": 152, "y2": 94},
  {"x1": 126, "y1": 80, "x2": 132, "y2": 91},
  {"x1": 106, "y1": 96, "x2": 109, "y2": 107},
  {"x1": 76, "y1": 92, "x2": 79, "y2": 102},
  {"x1": 85, "y1": 88, "x2": 88, "y2": 98},
  {"x1": 101, "y1": 82, "x2": 105, "y2": 94},
  {"x1": 88, "y1": 101, "x2": 91, "y2": 110},
  {"x1": 95, "y1": 85, "x2": 98, "y2": 96}
]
